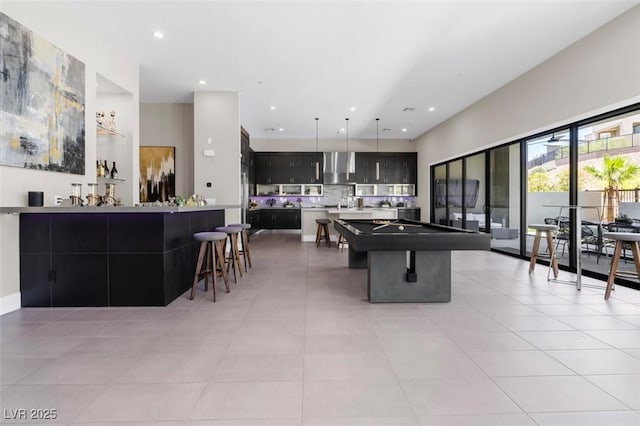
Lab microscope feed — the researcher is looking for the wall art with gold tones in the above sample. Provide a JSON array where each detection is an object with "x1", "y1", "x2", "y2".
[{"x1": 0, "y1": 12, "x2": 85, "y2": 174}]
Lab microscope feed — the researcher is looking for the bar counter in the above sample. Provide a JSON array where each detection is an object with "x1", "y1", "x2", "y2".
[{"x1": 11, "y1": 206, "x2": 239, "y2": 307}]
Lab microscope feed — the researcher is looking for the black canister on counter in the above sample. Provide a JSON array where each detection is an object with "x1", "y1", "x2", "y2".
[{"x1": 28, "y1": 191, "x2": 44, "y2": 207}]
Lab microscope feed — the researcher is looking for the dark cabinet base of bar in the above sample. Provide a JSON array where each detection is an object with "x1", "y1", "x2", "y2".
[{"x1": 19, "y1": 210, "x2": 225, "y2": 307}]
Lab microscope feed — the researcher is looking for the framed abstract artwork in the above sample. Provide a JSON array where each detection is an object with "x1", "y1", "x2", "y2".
[
  {"x1": 139, "y1": 146, "x2": 176, "y2": 202},
  {"x1": 0, "y1": 12, "x2": 85, "y2": 174}
]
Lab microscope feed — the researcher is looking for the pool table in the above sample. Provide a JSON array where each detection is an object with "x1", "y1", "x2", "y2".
[{"x1": 333, "y1": 219, "x2": 491, "y2": 303}]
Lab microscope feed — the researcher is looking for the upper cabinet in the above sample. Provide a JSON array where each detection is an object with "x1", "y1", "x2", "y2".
[
  {"x1": 355, "y1": 152, "x2": 417, "y2": 184},
  {"x1": 255, "y1": 152, "x2": 323, "y2": 184},
  {"x1": 253, "y1": 151, "x2": 415, "y2": 186},
  {"x1": 241, "y1": 127, "x2": 251, "y2": 166},
  {"x1": 384, "y1": 153, "x2": 417, "y2": 184}
]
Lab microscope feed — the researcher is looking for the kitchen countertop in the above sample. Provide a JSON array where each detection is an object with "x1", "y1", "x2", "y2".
[
  {"x1": 325, "y1": 208, "x2": 397, "y2": 214},
  {"x1": 0, "y1": 205, "x2": 241, "y2": 214},
  {"x1": 249, "y1": 206, "x2": 418, "y2": 211},
  {"x1": 249, "y1": 206, "x2": 300, "y2": 211}
]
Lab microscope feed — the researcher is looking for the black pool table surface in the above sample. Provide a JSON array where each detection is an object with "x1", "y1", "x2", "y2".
[{"x1": 334, "y1": 218, "x2": 491, "y2": 252}]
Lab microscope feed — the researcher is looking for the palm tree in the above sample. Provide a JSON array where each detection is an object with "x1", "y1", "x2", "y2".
[{"x1": 583, "y1": 155, "x2": 640, "y2": 221}]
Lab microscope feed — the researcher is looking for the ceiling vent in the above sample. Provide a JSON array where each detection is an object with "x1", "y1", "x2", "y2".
[
  {"x1": 402, "y1": 107, "x2": 416, "y2": 112},
  {"x1": 382, "y1": 128, "x2": 392, "y2": 132},
  {"x1": 264, "y1": 127, "x2": 275, "y2": 132}
]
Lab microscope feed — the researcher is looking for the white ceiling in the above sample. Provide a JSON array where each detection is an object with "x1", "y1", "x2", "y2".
[{"x1": 58, "y1": 1, "x2": 638, "y2": 140}]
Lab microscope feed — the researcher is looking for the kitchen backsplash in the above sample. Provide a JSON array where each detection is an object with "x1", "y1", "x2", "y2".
[{"x1": 250, "y1": 184, "x2": 415, "y2": 208}]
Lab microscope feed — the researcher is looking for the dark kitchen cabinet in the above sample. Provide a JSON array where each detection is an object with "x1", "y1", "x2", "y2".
[
  {"x1": 248, "y1": 148, "x2": 256, "y2": 196},
  {"x1": 254, "y1": 152, "x2": 323, "y2": 184},
  {"x1": 355, "y1": 153, "x2": 381, "y2": 184},
  {"x1": 355, "y1": 152, "x2": 417, "y2": 184},
  {"x1": 249, "y1": 208, "x2": 301, "y2": 229},
  {"x1": 241, "y1": 127, "x2": 251, "y2": 166},
  {"x1": 397, "y1": 208, "x2": 421, "y2": 221},
  {"x1": 247, "y1": 209, "x2": 263, "y2": 229},
  {"x1": 384, "y1": 154, "x2": 417, "y2": 184}
]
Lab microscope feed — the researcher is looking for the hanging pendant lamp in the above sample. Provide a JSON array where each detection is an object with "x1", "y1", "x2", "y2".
[
  {"x1": 345, "y1": 118, "x2": 350, "y2": 181},
  {"x1": 315, "y1": 118, "x2": 320, "y2": 180},
  {"x1": 376, "y1": 118, "x2": 380, "y2": 181}
]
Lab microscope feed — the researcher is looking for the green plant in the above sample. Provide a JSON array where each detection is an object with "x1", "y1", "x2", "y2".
[
  {"x1": 583, "y1": 155, "x2": 640, "y2": 190},
  {"x1": 527, "y1": 167, "x2": 551, "y2": 192}
]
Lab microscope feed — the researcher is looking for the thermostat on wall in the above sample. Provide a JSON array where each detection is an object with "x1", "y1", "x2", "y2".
[{"x1": 202, "y1": 149, "x2": 215, "y2": 157}]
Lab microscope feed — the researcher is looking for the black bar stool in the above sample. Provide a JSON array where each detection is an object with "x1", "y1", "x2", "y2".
[
  {"x1": 215, "y1": 226, "x2": 244, "y2": 282},
  {"x1": 315, "y1": 219, "x2": 331, "y2": 247},
  {"x1": 228, "y1": 223, "x2": 252, "y2": 272},
  {"x1": 190, "y1": 231, "x2": 229, "y2": 302}
]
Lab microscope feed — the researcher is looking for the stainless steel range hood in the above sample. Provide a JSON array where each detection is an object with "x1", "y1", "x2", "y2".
[{"x1": 323, "y1": 152, "x2": 356, "y2": 184}]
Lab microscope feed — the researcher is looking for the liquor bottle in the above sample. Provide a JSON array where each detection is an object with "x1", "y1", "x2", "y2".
[
  {"x1": 96, "y1": 160, "x2": 100, "y2": 177},
  {"x1": 103, "y1": 160, "x2": 109, "y2": 177},
  {"x1": 111, "y1": 161, "x2": 118, "y2": 179},
  {"x1": 98, "y1": 159, "x2": 105, "y2": 177}
]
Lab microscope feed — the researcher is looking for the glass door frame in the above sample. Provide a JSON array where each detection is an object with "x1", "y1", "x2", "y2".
[{"x1": 429, "y1": 102, "x2": 640, "y2": 291}]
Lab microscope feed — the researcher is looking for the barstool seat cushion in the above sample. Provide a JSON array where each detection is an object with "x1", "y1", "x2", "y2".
[
  {"x1": 316, "y1": 219, "x2": 331, "y2": 225},
  {"x1": 603, "y1": 232, "x2": 640, "y2": 241},
  {"x1": 228, "y1": 223, "x2": 251, "y2": 229},
  {"x1": 529, "y1": 224, "x2": 557, "y2": 231},
  {"x1": 193, "y1": 231, "x2": 227, "y2": 242},
  {"x1": 216, "y1": 226, "x2": 242, "y2": 234}
]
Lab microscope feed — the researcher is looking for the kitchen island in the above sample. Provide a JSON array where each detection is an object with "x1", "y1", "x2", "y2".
[
  {"x1": 5, "y1": 205, "x2": 239, "y2": 307},
  {"x1": 300, "y1": 207, "x2": 397, "y2": 242}
]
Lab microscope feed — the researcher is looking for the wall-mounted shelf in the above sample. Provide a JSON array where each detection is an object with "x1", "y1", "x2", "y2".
[
  {"x1": 96, "y1": 125, "x2": 125, "y2": 137},
  {"x1": 97, "y1": 176, "x2": 126, "y2": 183}
]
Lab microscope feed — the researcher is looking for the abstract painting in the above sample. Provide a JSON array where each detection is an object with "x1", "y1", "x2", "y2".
[
  {"x1": 0, "y1": 12, "x2": 85, "y2": 174},
  {"x1": 139, "y1": 146, "x2": 176, "y2": 202}
]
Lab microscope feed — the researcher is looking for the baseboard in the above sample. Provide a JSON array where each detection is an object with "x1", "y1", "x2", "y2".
[{"x1": 0, "y1": 292, "x2": 21, "y2": 316}]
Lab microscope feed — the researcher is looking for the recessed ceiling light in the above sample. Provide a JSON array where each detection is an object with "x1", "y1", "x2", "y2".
[
  {"x1": 152, "y1": 31, "x2": 164, "y2": 39},
  {"x1": 278, "y1": 127, "x2": 284, "y2": 132},
  {"x1": 401, "y1": 128, "x2": 408, "y2": 132},
  {"x1": 198, "y1": 80, "x2": 207, "y2": 85},
  {"x1": 269, "y1": 106, "x2": 276, "y2": 110},
  {"x1": 340, "y1": 128, "x2": 345, "y2": 132},
  {"x1": 349, "y1": 106, "x2": 356, "y2": 112},
  {"x1": 428, "y1": 107, "x2": 436, "y2": 112}
]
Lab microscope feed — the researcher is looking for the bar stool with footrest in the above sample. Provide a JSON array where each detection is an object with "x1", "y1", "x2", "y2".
[
  {"x1": 602, "y1": 231, "x2": 640, "y2": 300},
  {"x1": 336, "y1": 233, "x2": 348, "y2": 250},
  {"x1": 228, "y1": 223, "x2": 252, "y2": 272},
  {"x1": 528, "y1": 223, "x2": 559, "y2": 279},
  {"x1": 215, "y1": 226, "x2": 244, "y2": 282},
  {"x1": 315, "y1": 219, "x2": 331, "y2": 247},
  {"x1": 190, "y1": 231, "x2": 229, "y2": 302}
]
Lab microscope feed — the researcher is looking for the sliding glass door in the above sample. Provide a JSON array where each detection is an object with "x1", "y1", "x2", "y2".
[
  {"x1": 526, "y1": 130, "x2": 571, "y2": 266},
  {"x1": 489, "y1": 144, "x2": 521, "y2": 253}
]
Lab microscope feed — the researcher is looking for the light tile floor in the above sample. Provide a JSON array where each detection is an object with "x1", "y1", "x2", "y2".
[{"x1": 1, "y1": 230, "x2": 640, "y2": 425}]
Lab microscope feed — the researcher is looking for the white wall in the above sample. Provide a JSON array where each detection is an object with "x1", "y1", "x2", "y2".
[
  {"x1": 0, "y1": 3, "x2": 139, "y2": 311},
  {"x1": 140, "y1": 103, "x2": 194, "y2": 198},
  {"x1": 415, "y1": 6, "x2": 640, "y2": 219},
  {"x1": 193, "y1": 92, "x2": 241, "y2": 224},
  {"x1": 251, "y1": 138, "x2": 415, "y2": 153}
]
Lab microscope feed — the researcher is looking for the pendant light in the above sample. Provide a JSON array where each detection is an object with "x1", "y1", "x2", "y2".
[
  {"x1": 375, "y1": 118, "x2": 380, "y2": 181},
  {"x1": 345, "y1": 118, "x2": 350, "y2": 181},
  {"x1": 315, "y1": 117, "x2": 320, "y2": 181}
]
